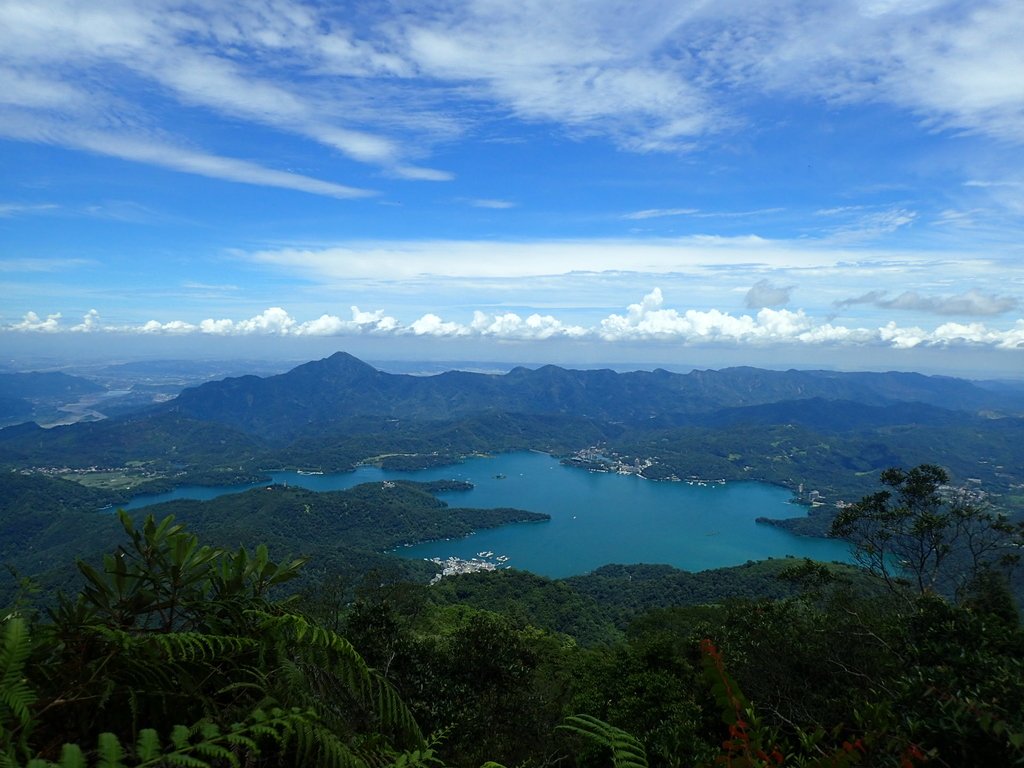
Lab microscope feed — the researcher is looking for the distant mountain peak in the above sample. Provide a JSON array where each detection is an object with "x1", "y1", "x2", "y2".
[
  {"x1": 290, "y1": 351, "x2": 380, "y2": 379},
  {"x1": 327, "y1": 350, "x2": 372, "y2": 364},
  {"x1": 322, "y1": 351, "x2": 378, "y2": 370}
]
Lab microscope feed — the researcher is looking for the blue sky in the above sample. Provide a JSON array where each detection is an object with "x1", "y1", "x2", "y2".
[{"x1": 2, "y1": 0, "x2": 1023, "y2": 375}]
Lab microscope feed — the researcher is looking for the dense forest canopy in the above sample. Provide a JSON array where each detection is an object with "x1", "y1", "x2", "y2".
[{"x1": 3, "y1": 498, "x2": 1022, "y2": 767}]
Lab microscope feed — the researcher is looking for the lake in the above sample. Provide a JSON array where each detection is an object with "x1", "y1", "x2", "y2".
[{"x1": 124, "y1": 451, "x2": 851, "y2": 578}]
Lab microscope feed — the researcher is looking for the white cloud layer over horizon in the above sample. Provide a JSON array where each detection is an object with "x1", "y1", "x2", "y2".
[{"x1": 6, "y1": 290, "x2": 1023, "y2": 352}]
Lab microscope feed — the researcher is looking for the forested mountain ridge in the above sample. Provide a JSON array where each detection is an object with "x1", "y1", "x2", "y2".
[
  {"x1": 0, "y1": 371, "x2": 104, "y2": 400},
  {"x1": 0, "y1": 371, "x2": 107, "y2": 427},
  {"x1": 164, "y1": 351, "x2": 1023, "y2": 441}
]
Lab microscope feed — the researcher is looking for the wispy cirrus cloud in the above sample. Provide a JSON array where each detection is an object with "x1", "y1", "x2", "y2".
[
  {"x1": 242, "y1": 234, "x2": 878, "y2": 281},
  {"x1": 623, "y1": 208, "x2": 700, "y2": 220},
  {"x1": 816, "y1": 206, "x2": 918, "y2": 242},
  {"x1": 465, "y1": 198, "x2": 517, "y2": 209},
  {"x1": 0, "y1": 257, "x2": 90, "y2": 272},
  {"x1": 0, "y1": 202, "x2": 58, "y2": 218},
  {"x1": 3, "y1": 0, "x2": 1023, "y2": 201},
  {"x1": 0, "y1": 0, "x2": 444, "y2": 195}
]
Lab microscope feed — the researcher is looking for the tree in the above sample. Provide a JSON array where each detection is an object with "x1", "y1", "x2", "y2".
[
  {"x1": 1, "y1": 511, "x2": 426, "y2": 768},
  {"x1": 830, "y1": 464, "x2": 1023, "y2": 601}
]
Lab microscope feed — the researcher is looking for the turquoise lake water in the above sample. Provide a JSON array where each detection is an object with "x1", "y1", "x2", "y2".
[{"x1": 124, "y1": 451, "x2": 851, "y2": 578}]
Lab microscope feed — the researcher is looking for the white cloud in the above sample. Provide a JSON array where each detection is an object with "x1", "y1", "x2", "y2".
[
  {"x1": 4, "y1": 290, "x2": 1024, "y2": 351},
  {"x1": 0, "y1": 202, "x2": 58, "y2": 218},
  {"x1": 70, "y1": 309, "x2": 100, "y2": 332},
  {"x1": 394, "y1": 166, "x2": 456, "y2": 182},
  {"x1": 470, "y1": 311, "x2": 588, "y2": 339},
  {"x1": 198, "y1": 318, "x2": 234, "y2": 334},
  {"x1": 0, "y1": 258, "x2": 89, "y2": 272},
  {"x1": 182, "y1": 282, "x2": 241, "y2": 292},
  {"x1": 624, "y1": 207, "x2": 785, "y2": 221},
  {"x1": 408, "y1": 313, "x2": 470, "y2": 337},
  {"x1": 597, "y1": 289, "x2": 822, "y2": 344},
  {"x1": 3, "y1": 0, "x2": 1022, "y2": 204},
  {"x1": 467, "y1": 198, "x2": 516, "y2": 209},
  {"x1": 7, "y1": 311, "x2": 61, "y2": 332},
  {"x1": 140, "y1": 319, "x2": 198, "y2": 334},
  {"x1": 825, "y1": 208, "x2": 918, "y2": 242},
  {"x1": 245, "y1": 235, "x2": 885, "y2": 281},
  {"x1": 691, "y1": 0, "x2": 1024, "y2": 143},
  {"x1": 63, "y1": 127, "x2": 374, "y2": 200},
  {"x1": 231, "y1": 308, "x2": 296, "y2": 335},
  {"x1": 0, "y1": 0, "x2": 448, "y2": 190},
  {"x1": 294, "y1": 307, "x2": 400, "y2": 336},
  {"x1": 623, "y1": 208, "x2": 699, "y2": 220}
]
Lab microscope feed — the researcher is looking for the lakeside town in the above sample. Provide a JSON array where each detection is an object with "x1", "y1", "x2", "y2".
[
  {"x1": 427, "y1": 551, "x2": 512, "y2": 585},
  {"x1": 562, "y1": 445, "x2": 727, "y2": 486}
]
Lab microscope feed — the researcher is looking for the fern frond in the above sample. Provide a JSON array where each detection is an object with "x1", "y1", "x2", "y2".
[
  {"x1": 134, "y1": 730, "x2": 160, "y2": 763},
  {"x1": 158, "y1": 756, "x2": 210, "y2": 768},
  {"x1": 57, "y1": 743, "x2": 87, "y2": 768},
  {"x1": 0, "y1": 617, "x2": 36, "y2": 729},
  {"x1": 557, "y1": 715, "x2": 648, "y2": 768},
  {"x1": 91, "y1": 627, "x2": 256, "y2": 662},
  {"x1": 50, "y1": 716, "x2": 289, "y2": 768},
  {"x1": 249, "y1": 611, "x2": 423, "y2": 747},
  {"x1": 295, "y1": 720, "x2": 367, "y2": 768},
  {"x1": 96, "y1": 731, "x2": 125, "y2": 768},
  {"x1": 169, "y1": 725, "x2": 191, "y2": 751}
]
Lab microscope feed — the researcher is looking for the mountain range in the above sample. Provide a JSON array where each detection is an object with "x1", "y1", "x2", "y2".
[{"x1": 163, "y1": 351, "x2": 1024, "y2": 442}]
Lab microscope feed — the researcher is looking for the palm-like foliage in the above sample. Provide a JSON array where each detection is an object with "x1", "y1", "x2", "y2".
[{"x1": 1, "y1": 512, "x2": 425, "y2": 768}]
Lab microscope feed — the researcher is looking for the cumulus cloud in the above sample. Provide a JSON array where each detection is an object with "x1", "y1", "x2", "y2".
[
  {"x1": 409, "y1": 314, "x2": 470, "y2": 337},
  {"x1": 70, "y1": 309, "x2": 101, "y2": 332},
  {"x1": 8, "y1": 311, "x2": 62, "y2": 332},
  {"x1": 140, "y1": 320, "x2": 198, "y2": 334},
  {"x1": 745, "y1": 279, "x2": 794, "y2": 309},
  {"x1": 597, "y1": 289, "x2": 852, "y2": 345},
  {"x1": 233, "y1": 308, "x2": 296, "y2": 335},
  {"x1": 294, "y1": 307, "x2": 400, "y2": 336},
  {"x1": 470, "y1": 311, "x2": 588, "y2": 339},
  {"x1": 4, "y1": 291, "x2": 1024, "y2": 350},
  {"x1": 836, "y1": 289, "x2": 1020, "y2": 316}
]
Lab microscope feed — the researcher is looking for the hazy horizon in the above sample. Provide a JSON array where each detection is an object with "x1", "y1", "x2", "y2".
[{"x1": 3, "y1": 335, "x2": 1023, "y2": 382}]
